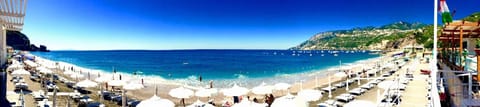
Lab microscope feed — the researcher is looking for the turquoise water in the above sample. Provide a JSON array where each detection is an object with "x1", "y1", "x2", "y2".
[{"x1": 31, "y1": 50, "x2": 379, "y2": 80}]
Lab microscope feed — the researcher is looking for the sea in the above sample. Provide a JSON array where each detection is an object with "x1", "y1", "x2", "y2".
[{"x1": 31, "y1": 50, "x2": 380, "y2": 87}]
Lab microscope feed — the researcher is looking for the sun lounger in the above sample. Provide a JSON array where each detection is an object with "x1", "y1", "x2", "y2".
[
  {"x1": 378, "y1": 102, "x2": 394, "y2": 107},
  {"x1": 317, "y1": 103, "x2": 335, "y2": 107},
  {"x1": 323, "y1": 100, "x2": 337, "y2": 106},
  {"x1": 348, "y1": 88, "x2": 366, "y2": 95},
  {"x1": 335, "y1": 95, "x2": 350, "y2": 103},
  {"x1": 15, "y1": 82, "x2": 28, "y2": 90},
  {"x1": 37, "y1": 99, "x2": 53, "y2": 107},
  {"x1": 367, "y1": 80, "x2": 379, "y2": 85},
  {"x1": 321, "y1": 86, "x2": 337, "y2": 92},
  {"x1": 334, "y1": 82, "x2": 346, "y2": 88},
  {"x1": 360, "y1": 84, "x2": 374, "y2": 90},
  {"x1": 346, "y1": 80, "x2": 355, "y2": 84}
]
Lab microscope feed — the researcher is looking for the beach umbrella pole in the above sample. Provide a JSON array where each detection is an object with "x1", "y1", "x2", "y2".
[
  {"x1": 346, "y1": 72, "x2": 349, "y2": 91},
  {"x1": 53, "y1": 86, "x2": 57, "y2": 107},
  {"x1": 122, "y1": 89, "x2": 126, "y2": 107},
  {"x1": 357, "y1": 74, "x2": 360, "y2": 85},
  {"x1": 328, "y1": 73, "x2": 332, "y2": 99}
]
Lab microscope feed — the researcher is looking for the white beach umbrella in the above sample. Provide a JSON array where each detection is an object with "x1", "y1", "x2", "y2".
[
  {"x1": 7, "y1": 64, "x2": 23, "y2": 70},
  {"x1": 274, "y1": 83, "x2": 291, "y2": 90},
  {"x1": 169, "y1": 87, "x2": 194, "y2": 99},
  {"x1": 195, "y1": 88, "x2": 216, "y2": 98},
  {"x1": 222, "y1": 84, "x2": 249, "y2": 97},
  {"x1": 36, "y1": 66, "x2": 46, "y2": 71},
  {"x1": 39, "y1": 68, "x2": 53, "y2": 74},
  {"x1": 187, "y1": 100, "x2": 215, "y2": 107},
  {"x1": 271, "y1": 94, "x2": 308, "y2": 107},
  {"x1": 107, "y1": 79, "x2": 127, "y2": 87},
  {"x1": 343, "y1": 100, "x2": 375, "y2": 107},
  {"x1": 123, "y1": 83, "x2": 144, "y2": 90},
  {"x1": 137, "y1": 95, "x2": 175, "y2": 107},
  {"x1": 24, "y1": 60, "x2": 38, "y2": 67},
  {"x1": 297, "y1": 89, "x2": 322, "y2": 101},
  {"x1": 384, "y1": 63, "x2": 395, "y2": 69},
  {"x1": 11, "y1": 69, "x2": 30, "y2": 75},
  {"x1": 94, "y1": 76, "x2": 110, "y2": 83},
  {"x1": 233, "y1": 99, "x2": 265, "y2": 107},
  {"x1": 378, "y1": 81, "x2": 395, "y2": 90},
  {"x1": 63, "y1": 70, "x2": 74, "y2": 75},
  {"x1": 70, "y1": 73, "x2": 85, "y2": 79},
  {"x1": 76, "y1": 79, "x2": 98, "y2": 88},
  {"x1": 252, "y1": 82, "x2": 273, "y2": 95},
  {"x1": 334, "y1": 72, "x2": 347, "y2": 77}
]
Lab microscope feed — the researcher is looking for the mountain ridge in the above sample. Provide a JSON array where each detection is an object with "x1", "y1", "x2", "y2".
[{"x1": 290, "y1": 21, "x2": 432, "y2": 50}]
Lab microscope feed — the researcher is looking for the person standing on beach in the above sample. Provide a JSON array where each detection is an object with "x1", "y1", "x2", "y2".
[
  {"x1": 209, "y1": 80, "x2": 213, "y2": 88},
  {"x1": 268, "y1": 94, "x2": 275, "y2": 107},
  {"x1": 199, "y1": 75, "x2": 202, "y2": 82}
]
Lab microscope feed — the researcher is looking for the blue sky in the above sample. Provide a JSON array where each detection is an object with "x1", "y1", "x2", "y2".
[{"x1": 22, "y1": 0, "x2": 443, "y2": 50}]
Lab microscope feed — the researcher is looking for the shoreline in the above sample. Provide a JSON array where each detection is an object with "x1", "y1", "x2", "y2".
[{"x1": 30, "y1": 53, "x2": 383, "y2": 89}]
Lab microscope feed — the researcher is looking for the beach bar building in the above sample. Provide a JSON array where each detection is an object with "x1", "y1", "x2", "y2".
[
  {"x1": 438, "y1": 20, "x2": 480, "y2": 106},
  {"x1": 0, "y1": 0, "x2": 28, "y2": 106}
]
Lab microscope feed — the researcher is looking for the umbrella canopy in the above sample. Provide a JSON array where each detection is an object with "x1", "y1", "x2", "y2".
[
  {"x1": 7, "y1": 64, "x2": 23, "y2": 70},
  {"x1": 271, "y1": 94, "x2": 308, "y2": 107},
  {"x1": 76, "y1": 79, "x2": 98, "y2": 88},
  {"x1": 107, "y1": 80, "x2": 127, "y2": 87},
  {"x1": 378, "y1": 81, "x2": 395, "y2": 89},
  {"x1": 38, "y1": 68, "x2": 53, "y2": 74},
  {"x1": 137, "y1": 95, "x2": 175, "y2": 107},
  {"x1": 343, "y1": 100, "x2": 375, "y2": 107},
  {"x1": 297, "y1": 89, "x2": 322, "y2": 101},
  {"x1": 63, "y1": 70, "x2": 74, "y2": 75},
  {"x1": 334, "y1": 72, "x2": 347, "y2": 77},
  {"x1": 70, "y1": 73, "x2": 85, "y2": 79},
  {"x1": 195, "y1": 88, "x2": 217, "y2": 97},
  {"x1": 222, "y1": 84, "x2": 249, "y2": 97},
  {"x1": 274, "y1": 83, "x2": 291, "y2": 90},
  {"x1": 94, "y1": 77, "x2": 110, "y2": 83},
  {"x1": 383, "y1": 63, "x2": 395, "y2": 69},
  {"x1": 94, "y1": 74, "x2": 113, "y2": 83},
  {"x1": 123, "y1": 83, "x2": 144, "y2": 90},
  {"x1": 169, "y1": 87, "x2": 194, "y2": 99},
  {"x1": 232, "y1": 99, "x2": 266, "y2": 107},
  {"x1": 24, "y1": 60, "x2": 38, "y2": 67},
  {"x1": 187, "y1": 100, "x2": 215, "y2": 107},
  {"x1": 11, "y1": 69, "x2": 30, "y2": 75},
  {"x1": 251, "y1": 82, "x2": 273, "y2": 95}
]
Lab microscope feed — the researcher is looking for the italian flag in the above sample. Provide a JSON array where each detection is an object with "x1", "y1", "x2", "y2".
[{"x1": 440, "y1": 0, "x2": 453, "y2": 23}]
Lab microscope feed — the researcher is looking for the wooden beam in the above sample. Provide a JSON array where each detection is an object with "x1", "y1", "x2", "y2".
[{"x1": 460, "y1": 27, "x2": 464, "y2": 70}]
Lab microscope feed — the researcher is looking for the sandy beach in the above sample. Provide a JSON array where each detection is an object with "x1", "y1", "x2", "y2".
[{"x1": 4, "y1": 50, "x2": 434, "y2": 107}]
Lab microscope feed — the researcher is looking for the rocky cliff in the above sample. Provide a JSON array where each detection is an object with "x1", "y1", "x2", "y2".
[
  {"x1": 290, "y1": 21, "x2": 433, "y2": 50},
  {"x1": 7, "y1": 31, "x2": 49, "y2": 52}
]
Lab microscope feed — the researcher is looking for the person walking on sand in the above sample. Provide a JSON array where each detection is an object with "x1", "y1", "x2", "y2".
[{"x1": 199, "y1": 75, "x2": 202, "y2": 82}]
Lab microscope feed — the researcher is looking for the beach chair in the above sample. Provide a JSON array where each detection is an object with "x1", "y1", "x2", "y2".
[{"x1": 420, "y1": 69, "x2": 431, "y2": 75}]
